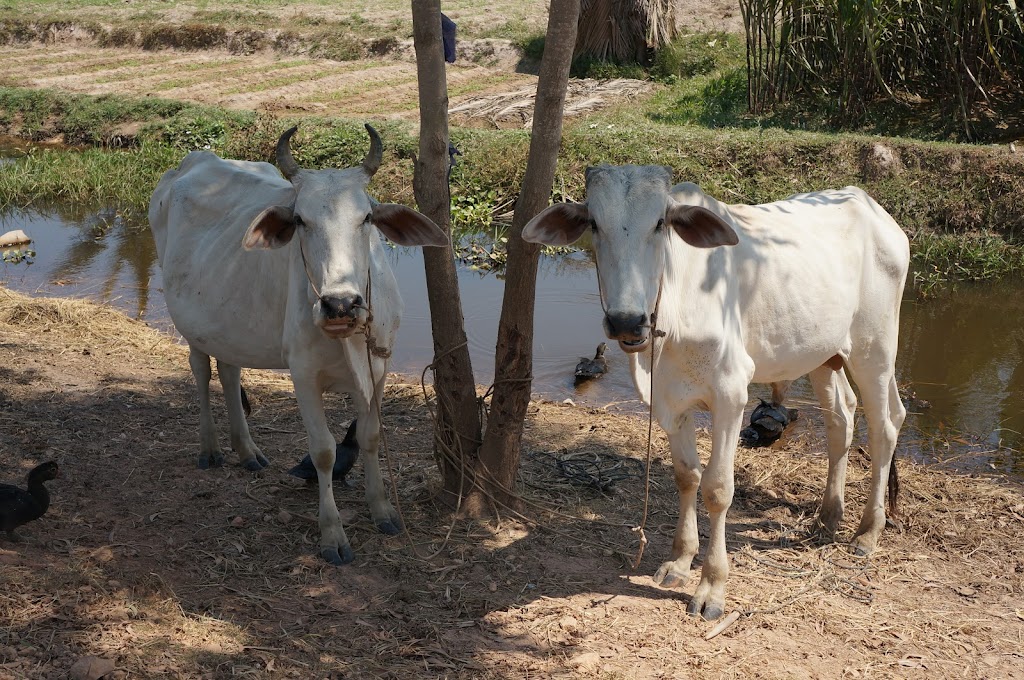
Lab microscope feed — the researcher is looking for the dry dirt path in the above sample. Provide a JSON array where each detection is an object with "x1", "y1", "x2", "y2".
[{"x1": 1, "y1": 288, "x2": 1023, "y2": 678}]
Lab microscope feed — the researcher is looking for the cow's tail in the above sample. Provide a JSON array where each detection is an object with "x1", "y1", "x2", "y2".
[
  {"x1": 887, "y1": 450, "x2": 900, "y2": 518},
  {"x1": 241, "y1": 384, "x2": 252, "y2": 417}
]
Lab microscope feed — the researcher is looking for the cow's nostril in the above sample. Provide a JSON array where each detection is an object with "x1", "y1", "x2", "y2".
[
  {"x1": 321, "y1": 296, "x2": 340, "y2": 319},
  {"x1": 605, "y1": 311, "x2": 647, "y2": 338},
  {"x1": 321, "y1": 294, "x2": 362, "y2": 319}
]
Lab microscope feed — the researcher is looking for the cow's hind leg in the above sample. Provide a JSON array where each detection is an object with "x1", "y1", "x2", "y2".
[
  {"x1": 189, "y1": 348, "x2": 224, "y2": 468},
  {"x1": 216, "y1": 360, "x2": 269, "y2": 471},
  {"x1": 353, "y1": 376, "x2": 402, "y2": 536},
  {"x1": 293, "y1": 376, "x2": 353, "y2": 565},
  {"x1": 845, "y1": 358, "x2": 905, "y2": 556},
  {"x1": 654, "y1": 411, "x2": 701, "y2": 588},
  {"x1": 808, "y1": 365, "x2": 857, "y2": 541}
]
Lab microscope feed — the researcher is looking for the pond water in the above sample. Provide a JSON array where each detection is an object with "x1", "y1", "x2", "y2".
[{"x1": 2, "y1": 203, "x2": 1022, "y2": 477}]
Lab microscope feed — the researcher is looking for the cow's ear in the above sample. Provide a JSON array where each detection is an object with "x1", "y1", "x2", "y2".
[
  {"x1": 666, "y1": 204, "x2": 738, "y2": 248},
  {"x1": 243, "y1": 205, "x2": 296, "y2": 250},
  {"x1": 522, "y1": 203, "x2": 591, "y2": 246},
  {"x1": 372, "y1": 203, "x2": 449, "y2": 247}
]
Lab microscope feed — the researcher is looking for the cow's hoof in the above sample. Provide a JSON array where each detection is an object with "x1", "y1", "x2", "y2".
[
  {"x1": 850, "y1": 541, "x2": 874, "y2": 557},
  {"x1": 686, "y1": 579, "x2": 726, "y2": 620},
  {"x1": 686, "y1": 595, "x2": 725, "y2": 621},
  {"x1": 321, "y1": 545, "x2": 355, "y2": 566},
  {"x1": 376, "y1": 518, "x2": 402, "y2": 536},
  {"x1": 197, "y1": 452, "x2": 225, "y2": 469},
  {"x1": 653, "y1": 561, "x2": 688, "y2": 588},
  {"x1": 700, "y1": 602, "x2": 724, "y2": 621},
  {"x1": 242, "y1": 458, "x2": 266, "y2": 472},
  {"x1": 254, "y1": 451, "x2": 270, "y2": 467}
]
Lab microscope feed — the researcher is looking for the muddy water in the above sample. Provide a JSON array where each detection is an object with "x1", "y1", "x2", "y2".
[{"x1": 2, "y1": 205, "x2": 1022, "y2": 476}]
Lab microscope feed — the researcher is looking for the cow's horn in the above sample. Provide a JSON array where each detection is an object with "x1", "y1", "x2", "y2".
[
  {"x1": 362, "y1": 123, "x2": 383, "y2": 177},
  {"x1": 276, "y1": 126, "x2": 301, "y2": 181}
]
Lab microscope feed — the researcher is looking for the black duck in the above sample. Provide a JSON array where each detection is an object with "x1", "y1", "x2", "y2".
[
  {"x1": 288, "y1": 420, "x2": 360, "y2": 484},
  {"x1": 0, "y1": 461, "x2": 60, "y2": 541},
  {"x1": 575, "y1": 342, "x2": 609, "y2": 382},
  {"x1": 740, "y1": 399, "x2": 799, "y2": 447}
]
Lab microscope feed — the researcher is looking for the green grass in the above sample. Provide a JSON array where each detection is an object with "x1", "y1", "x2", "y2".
[
  {"x1": 0, "y1": 142, "x2": 181, "y2": 220},
  {"x1": 3, "y1": 86, "x2": 1021, "y2": 283}
]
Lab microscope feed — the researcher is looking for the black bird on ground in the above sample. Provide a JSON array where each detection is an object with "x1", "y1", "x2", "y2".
[
  {"x1": 740, "y1": 399, "x2": 799, "y2": 447},
  {"x1": 575, "y1": 343, "x2": 609, "y2": 383},
  {"x1": 288, "y1": 420, "x2": 360, "y2": 484},
  {"x1": 0, "y1": 461, "x2": 60, "y2": 542}
]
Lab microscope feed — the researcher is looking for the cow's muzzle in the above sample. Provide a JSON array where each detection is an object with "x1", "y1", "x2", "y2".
[
  {"x1": 604, "y1": 311, "x2": 650, "y2": 353},
  {"x1": 317, "y1": 294, "x2": 366, "y2": 337}
]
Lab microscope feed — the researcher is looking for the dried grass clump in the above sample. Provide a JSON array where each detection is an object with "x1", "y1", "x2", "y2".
[
  {"x1": 0, "y1": 286, "x2": 181, "y2": 358},
  {"x1": 97, "y1": 26, "x2": 137, "y2": 48},
  {"x1": 140, "y1": 23, "x2": 229, "y2": 52},
  {"x1": 575, "y1": 0, "x2": 677, "y2": 63}
]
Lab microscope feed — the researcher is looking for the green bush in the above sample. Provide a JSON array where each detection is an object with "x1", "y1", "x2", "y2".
[
  {"x1": 651, "y1": 33, "x2": 741, "y2": 81},
  {"x1": 162, "y1": 116, "x2": 228, "y2": 151}
]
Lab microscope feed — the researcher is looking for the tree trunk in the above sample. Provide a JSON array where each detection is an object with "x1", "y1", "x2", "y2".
[
  {"x1": 472, "y1": 0, "x2": 582, "y2": 509},
  {"x1": 410, "y1": 0, "x2": 482, "y2": 508}
]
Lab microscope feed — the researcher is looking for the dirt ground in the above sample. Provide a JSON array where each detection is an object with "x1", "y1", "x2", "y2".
[{"x1": 2, "y1": 288, "x2": 1024, "y2": 679}]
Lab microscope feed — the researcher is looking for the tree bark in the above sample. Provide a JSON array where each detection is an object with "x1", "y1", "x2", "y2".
[
  {"x1": 473, "y1": 0, "x2": 582, "y2": 509},
  {"x1": 410, "y1": 0, "x2": 482, "y2": 507}
]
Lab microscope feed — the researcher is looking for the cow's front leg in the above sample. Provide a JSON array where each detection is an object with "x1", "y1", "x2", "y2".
[
  {"x1": 353, "y1": 374, "x2": 402, "y2": 535},
  {"x1": 688, "y1": 391, "x2": 746, "y2": 621},
  {"x1": 292, "y1": 375, "x2": 353, "y2": 565},
  {"x1": 654, "y1": 411, "x2": 701, "y2": 588},
  {"x1": 189, "y1": 348, "x2": 224, "y2": 469},
  {"x1": 217, "y1": 360, "x2": 269, "y2": 471}
]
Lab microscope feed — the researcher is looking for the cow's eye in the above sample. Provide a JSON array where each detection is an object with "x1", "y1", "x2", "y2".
[
  {"x1": 655, "y1": 218, "x2": 665, "y2": 232},
  {"x1": 589, "y1": 219, "x2": 598, "y2": 232},
  {"x1": 294, "y1": 214, "x2": 305, "y2": 227},
  {"x1": 364, "y1": 212, "x2": 373, "y2": 224}
]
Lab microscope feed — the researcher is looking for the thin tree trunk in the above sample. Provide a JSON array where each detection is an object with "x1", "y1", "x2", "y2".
[
  {"x1": 410, "y1": 0, "x2": 482, "y2": 507},
  {"x1": 473, "y1": 0, "x2": 582, "y2": 509}
]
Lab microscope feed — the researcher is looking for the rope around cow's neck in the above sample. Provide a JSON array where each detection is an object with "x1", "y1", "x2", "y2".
[
  {"x1": 592, "y1": 256, "x2": 665, "y2": 570},
  {"x1": 298, "y1": 236, "x2": 390, "y2": 359},
  {"x1": 298, "y1": 236, "x2": 324, "y2": 301}
]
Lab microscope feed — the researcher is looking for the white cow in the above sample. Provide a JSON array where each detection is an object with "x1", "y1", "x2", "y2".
[
  {"x1": 523, "y1": 165, "x2": 909, "y2": 620},
  {"x1": 149, "y1": 125, "x2": 448, "y2": 564}
]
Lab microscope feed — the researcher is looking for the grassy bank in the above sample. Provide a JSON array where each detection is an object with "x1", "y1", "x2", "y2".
[{"x1": 1, "y1": 86, "x2": 1022, "y2": 282}]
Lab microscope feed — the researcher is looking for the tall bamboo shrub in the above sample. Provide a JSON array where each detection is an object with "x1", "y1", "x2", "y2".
[{"x1": 741, "y1": 0, "x2": 1024, "y2": 139}]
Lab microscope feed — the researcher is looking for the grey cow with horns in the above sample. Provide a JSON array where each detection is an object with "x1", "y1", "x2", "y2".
[{"x1": 149, "y1": 124, "x2": 448, "y2": 565}]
